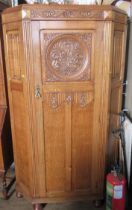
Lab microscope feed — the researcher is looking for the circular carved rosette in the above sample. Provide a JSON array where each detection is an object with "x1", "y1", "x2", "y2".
[{"x1": 46, "y1": 34, "x2": 89, "y2": 81}]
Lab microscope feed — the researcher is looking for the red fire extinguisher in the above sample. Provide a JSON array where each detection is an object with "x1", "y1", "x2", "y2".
[{"x1": 106, "y1": 171, "x2": 126, "y2": 210}]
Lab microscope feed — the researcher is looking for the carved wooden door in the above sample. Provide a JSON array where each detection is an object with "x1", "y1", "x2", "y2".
[
  {"x1": 41, "y1": 30, "x2": 94, "y2": 194},
  {"x1": 32, "y1": 20, "x2": 106, "y2": 198}
]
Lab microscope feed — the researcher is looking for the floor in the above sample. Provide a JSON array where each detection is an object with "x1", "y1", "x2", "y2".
[
  {"x1": 0, "y1": 178, "x2": 131, "y2": 210},
  {"x1": 1, "y1": 167, "x2": 131, "y2": 210},
  {"x1": 0, "y1": 192, "x2": 105, "y2": 210},
  {"x1": 0, "y1": 166, "x2": 106, "y2": 210},
  {"x1": 2, "y1": 179, "x2": 132, "y2": 210}
]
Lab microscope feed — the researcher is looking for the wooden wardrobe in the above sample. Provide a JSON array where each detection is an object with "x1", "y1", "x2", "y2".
[
  {"x1": 2, "y1": 4, "x2": 127, "y2": 210},
  {"x1": 0, "y1": 1, "x2": 13, "y2": 199}
]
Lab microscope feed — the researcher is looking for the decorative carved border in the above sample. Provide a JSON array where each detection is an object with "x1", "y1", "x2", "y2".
[
  {"x1": 44, "y1": 91, "x2": 94, "y2": 109},
  {"x1": 2, "y1": 5, "x2": 127, "y2": 24},
  {"x1": 30, "y1": 8, "x2": 106, "y2": 20}
]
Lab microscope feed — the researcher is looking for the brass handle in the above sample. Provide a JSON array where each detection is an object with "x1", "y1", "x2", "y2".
[{"x1": 35, "y1": 86, "x2": 41, "y2": 98}]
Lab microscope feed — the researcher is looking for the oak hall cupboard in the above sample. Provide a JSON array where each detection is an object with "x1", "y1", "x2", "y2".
[{"x1": 2, "y1": 4, "x2": 127, "y2": 209}]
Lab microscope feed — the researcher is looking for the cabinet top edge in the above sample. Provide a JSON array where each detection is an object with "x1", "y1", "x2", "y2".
[{"x1": 2, "y1": 4, "x2": 127, "y2": 24}]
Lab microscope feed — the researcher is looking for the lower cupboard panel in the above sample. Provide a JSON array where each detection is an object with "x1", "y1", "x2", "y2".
[
  {"x1": 72, "y1": 102, "x2": 93, "y2": 191},
  {"x1": 11, "y1": 90, "x2": 34, "y2": 196},
  {"x1": 43, "y1": 94, "x2": 94, "y2": 195},
  {"x1": 43, "y1": 101, "x2": 66, "y2": 193}
]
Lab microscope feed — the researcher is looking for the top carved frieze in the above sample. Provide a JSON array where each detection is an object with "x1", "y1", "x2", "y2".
[
  {"x1": 30, "y1": 9, "x2": 105, "y2": 20},
  {"x1": 2, "y1": 5, "x2": 127, "y2": 24}
]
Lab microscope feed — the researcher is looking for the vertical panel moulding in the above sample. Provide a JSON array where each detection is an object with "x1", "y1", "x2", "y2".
[
  {"x1": 0, "y1": 39, "x2": 6, "y2": 106},
  {"x1": 91, "y1": 22, "x2": 103, "y2": 195},
  {"x1": 120, "y1": 26, "x2": 127, "y2": 81},
  {"x1": 112, "y1": 34, "x2": 116, "y2": 78},
  {"x1": 118, "y1": 33, "x2": 123, "y2": 79},
  {"x1": 30, "y1": 21, "x2": 46, "y2": 197},
  {"x1": 65, "y1": 98, "x2": 72, "y2": 192},
  {"x1": 22, "y1": 21, "x2": 36, "y2": 197},
  {"x1": 91, "y1": 21, "x2": 113, "y2": 195},
  {"x1": 99, "y1": 21, "x2": 114, "y2": 193}
]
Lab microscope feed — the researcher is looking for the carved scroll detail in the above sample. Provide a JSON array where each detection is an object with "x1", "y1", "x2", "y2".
[{"x1": 45, "y1": 92, "x2": 93, "y2": 109}]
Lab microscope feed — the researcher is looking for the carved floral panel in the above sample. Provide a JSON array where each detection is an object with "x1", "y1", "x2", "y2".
[{"x1": 41, "y1": 32, "x2": 92, "y2": 82}]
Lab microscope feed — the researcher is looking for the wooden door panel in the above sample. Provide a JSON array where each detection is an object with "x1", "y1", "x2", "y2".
[
  {"x1": 43, "y1": 89, "x2": 94, "y2": 194},
  {"x1": 30, "y1": 21, "x2": 106, "y2": 197},
  {"x1": 40, "y1": 28, "x2": 96, "y2": 195},
  {"x1": 72, "y1": 96, "x2": 94, "y2": 191},
  {"x1": 7, "y1": 81, "x2": 33, "y2": 196},
  {"x1": 43, "y1": 99, "x2": 66, "y2": 193},
  {"x1": 3, "y1": 23, "x2": 34, "y2": 196},
  {"x1": 38, "y1": 23, "x2": 106, "y2": 197},
  {"x1": 11, "y1": 90, "x2": 31, "y2": 190}
]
